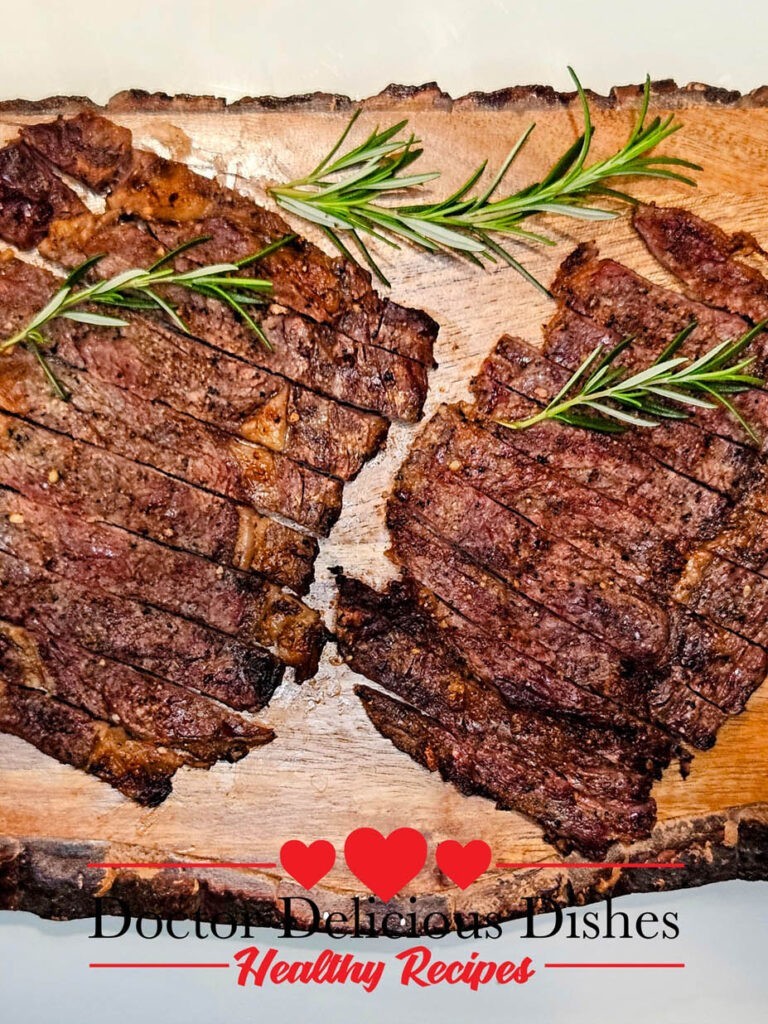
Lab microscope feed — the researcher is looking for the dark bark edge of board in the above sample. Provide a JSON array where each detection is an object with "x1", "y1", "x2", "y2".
[
  {"x1": 1, "y1": 79, "x2": 767, "y2": 115},
  {"x1": 1, "y1": 803, "x2": 766, "y2": 933}
]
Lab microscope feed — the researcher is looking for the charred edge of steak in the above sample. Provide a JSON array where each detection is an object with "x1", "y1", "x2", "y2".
[
  {"x1": 17, "y1": 113, "x2": 439, "y2": 371},
  {"x1": 355, "y1": 683, "x2": 657, "y2": 860},
  {"x1": 0, "y1": 548, "x2": 286, "y2": 711},
  {"x1": 0, "y1": 489, "x2": 326, "y2": 680},
  {"x1": 0, "y1": 674, "x2": 181, "y2": 805},
  {"x1": 0, "y1": 141, "x2": 87, "y2": 249},
  {"x1": 336, "y1": 573, "x2": 676, "y2": 780},
  {"x1": 0, "y1": 620, "x2": 274, "y2": 764}
]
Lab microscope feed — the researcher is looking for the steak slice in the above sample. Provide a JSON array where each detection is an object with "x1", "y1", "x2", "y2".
[
  {"x1": 404, "y1": 581, "x2": 653, "y2": 728},
  {"x1": 389, "y1": 486, "x2": 670, "y2": 663},
  {"x1": 15, "y1": 117, "x2": 437, "y2": 419},
  {"x1": 0, "y1": 141, "x2": 86, "y2": 248},
  {"x1": 0, "y1": 621, "x2": 274, "y2": 765},
  {"x1": 0, "y1": 411, "x2": 318, "y2": 591},
  {"x1": 337, "y1": 574, "x2": 673, "y2": 857},
  {"x1": 633, "y1": 204, "x2": 768, "y2": 321},
  {"x1": 477, "y1": 330, "x2": 756, "y2": 499},
  {"x1": 550, "y1": 243, "x2": 768, "y2": 447},
  {"x1": 0, "y1": 549, "x2": 284, "y2": 710},
  {"x1": 0, "y1": 490, "x2": 325, "y2": 678},
  {"x1": 0, "y1": 256, "x2": 388, "y2": 482},
  {"x1": 0, "y1": 675, "x2": 181, "y2": 805},
  {"x1": 0, "y1": 350, "x2": 336, "y2": 552},
  {"x1": 18, "y1": 112, "x2": 132, "y2": 191},
  {"x1": 31, "y1": 207, "x2": 429, "y2": 420},
  {"x1": 39, "y1": 212, "x2": 430, "y2": 421},
  {"x1": 387, "y1": 483, "x2": 764, "y2": 745}
]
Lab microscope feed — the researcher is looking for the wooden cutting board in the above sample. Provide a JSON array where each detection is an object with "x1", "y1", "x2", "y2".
[{"x1": 1, "y1": 82, "x2": 767, "y2": 929}]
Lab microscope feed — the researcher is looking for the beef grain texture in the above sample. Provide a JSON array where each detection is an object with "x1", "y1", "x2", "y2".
[
  {"x1": 337, "y1": 574, "x2": 674, "y2": 858},
  {"x1": 338, "y1": 213, "x2": 768, "y2": 856},
  {"x1": 0, "y1": 111, "x2": 442, "y2": 802}
]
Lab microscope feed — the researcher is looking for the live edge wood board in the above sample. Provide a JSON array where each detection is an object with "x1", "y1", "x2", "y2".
[{"x1": 1, "y1": 81, "x2": 767, "y2": 930}]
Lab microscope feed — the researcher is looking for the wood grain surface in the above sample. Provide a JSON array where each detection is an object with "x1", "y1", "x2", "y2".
[{"x1": 1, "y1": 86, "x2": 767, "y2": 928}]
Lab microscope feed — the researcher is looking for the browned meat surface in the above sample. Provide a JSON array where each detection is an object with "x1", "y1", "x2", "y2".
[
  {"x1": 0, "y1": 674, "x2": 182, "y2": 805},
  {"x1": 549, "y1": 242, "x2": 768, "y2": 448},
  {"x1": 339, "y1": 215, "x2": 768, "y2": 855},
  {"x1": 337, "y1": 575, "x2": 675, "y2": 858},
  {"x1": 0, "y1": 111, "x2": 441, "y2": 803},
  {"x1": 18, "y1": 113, "x2": 438, "y2": 372},
  {"x1": 0, "y1": 411, "x2": 317, "y2": 592},
  {"x1": 0, "y1": 142, "x2": 86, "y2": 248},
  {"x1": 0, "y1": 622, "x2": 274, "y2": 765},
  {"x1": 0, "y1": 549, "x2": 285, "y2": 709},
  {"x1": 0, "y1": 257, "x2": 388, "y2": 483},
  {"x1": 0, "y1": 491, "x2": 325, "y2": 678},
  {"x1": 633, "y1": 204, "x2": 768, "y2": 321}
]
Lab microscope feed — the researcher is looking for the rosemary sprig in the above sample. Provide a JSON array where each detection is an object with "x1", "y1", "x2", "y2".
[
  {"x1": 0, "y1": 235, "x2": 294, "y2": 398},
  {"x1": 269, "y1": 69, "x2": 700, "y2": 290},
  {"x1": 498, "y1": 322, "x2": 767, "y2": 440}
]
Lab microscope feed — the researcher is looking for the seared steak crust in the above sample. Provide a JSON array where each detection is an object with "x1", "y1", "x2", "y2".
[{"x1": 632, "y1": 204, "x2": 768, "y2": 321}]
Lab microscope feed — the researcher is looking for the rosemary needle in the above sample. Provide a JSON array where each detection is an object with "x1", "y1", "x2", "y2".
[
  {"x1": 270, "y1": 69, "x2": 700, "y2": 290},
  {"x1": 497, "y1": 321, "x2": 768, "y2": 440}
]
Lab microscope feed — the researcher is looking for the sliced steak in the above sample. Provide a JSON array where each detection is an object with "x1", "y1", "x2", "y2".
[
  {"x1": 550, "y1": 243, "x2": 768, "y2": 447},
  {"x1": 0, "y1": 675, "x2": 181, "y2": 805},
  {"x1": 18, "y1": 111, "x2": 133, "y2": 191},
  {"x1": 0, "y1": 411, "x2": 317, "y2": 591},
  {"x1": 633, "y1": 204, "x2": 768, "y2": 321},
  {"x1": 337, "y1": 574, "x2": 673, "y2": 857},
  {"x1": 0, "y1": 490, "x2": 325, "y2": 678},
  {"x1": 39, "y1": 212, "x2": 430, "y2": 420},
  {"x1": 0, "y1": 256, "x2": 388, "y2": 482},
  {"x1": 15, "y1": 116, "x2": 438, "y2": 416},
  {"x1": 477, "y1": 330, "x2": 756, "y2": 498},
  {"x1": 408, "y1": 583, "x2": 652, "y2": 727},
  {"x1": 387, "y1": 481, "x2": 764, "y2": 746},
  {"x1": 0, "y1": 621, "x2": 274, "y2": 765},
  {"x1": 20, "y1": 114, "x2": 436, "y2": 362},
  {"x1": 0, "y1": 549, "x2": 284, "y2": 709}
]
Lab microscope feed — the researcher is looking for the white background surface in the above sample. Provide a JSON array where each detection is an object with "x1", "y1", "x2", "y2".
[{"x1": 1, "y1": 1, "x2": 767, "y2": 1020}]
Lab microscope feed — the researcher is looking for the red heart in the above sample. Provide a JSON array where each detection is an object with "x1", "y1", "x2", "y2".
[
  {"x1": 280, "y1": 840, "x2": 336, "y2": 890},
  {"x1": 344, "y1": 827, "x2": 427, "y2": 902},
  {"x1": 436, "y1": 840, "x2": 492, "y2": 889}
]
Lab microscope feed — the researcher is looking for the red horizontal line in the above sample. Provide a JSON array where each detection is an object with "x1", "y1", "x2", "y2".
[
  {"x1": 495, "y1": 862, "x2": 685, "y2": 870},
  {"x1": 86, "y1": 862, "x2": 276, "y2": 870},
  {"x1": 545, "y1": 963, "x2": 685, "y2": 969},
  {"x1": 89, "y1": 963, "x2": 230, "y2": 969}
]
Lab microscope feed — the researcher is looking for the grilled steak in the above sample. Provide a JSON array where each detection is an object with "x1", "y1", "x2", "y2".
[
  {"x1": 0, "y1": 142, "x2": 86, "y2": 248},
  {"x1": 0, "y1": 256, "x2": 389, "y2": 484},
  {"x1": 633, "y1": 204, "x2": 768, "y2": 321},
  {"x1": 0, "y1": 411, "x2": 317, "y2": 592},
  {"x1": 337, "y1": 575, "x2": 674, "y2": 857},
  {"x1": 0, "y1": 547, "x2": 285, "y2": 709},
  {"x1": 0, "y1": 111, "x2": 440, "y2": 800},
  {"x1": 339, "y1": 212, "x2": 768, "y2": 855},
  {"x1": 0, "y1": 621, "x2": 274, "y2": 765},
  {"x1": 0, "y1": 674, "x2": 182, "y2": 805},
  {"x1": 19, "y1": 113, "x2": 436, "y2": 363},
  {"x1": 0, "y1": 490, "x2": 325, "y2": 677},
  {"x1": 549, "y1": 242, "x2": 768, "y2": 448}
]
